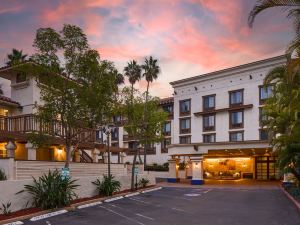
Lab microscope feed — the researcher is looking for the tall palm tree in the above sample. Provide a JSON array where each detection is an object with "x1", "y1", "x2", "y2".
[
  {"x1": 124, "y1": 60, "x2": 142, "y2": 96},
  {"x1": 141, "y1": 56, "x2": 160, "y2": 168},
  {"x1": 115, "y1": 73, "x2": 125, "y2": 86},
  {"x1": 248, "y1": 0, "x2": 300, "y2": 57},
  {"x1": 6, "y1": 49, "x2": 28, "y2": 66}
]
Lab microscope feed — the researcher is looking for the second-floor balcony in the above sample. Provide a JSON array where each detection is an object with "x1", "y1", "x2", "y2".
[{"x1": 0, "y1": 114, "x2": 98, "y2": 147}]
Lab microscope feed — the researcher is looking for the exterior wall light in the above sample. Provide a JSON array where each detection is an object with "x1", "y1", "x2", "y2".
[{"x1": 57, "y1": 149, "x2": 63, "y2": 154}]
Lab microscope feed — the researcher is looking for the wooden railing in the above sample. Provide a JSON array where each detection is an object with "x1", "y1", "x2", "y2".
[{"x1": 0, "y1": 114, "x2": 97, "y2": 144}]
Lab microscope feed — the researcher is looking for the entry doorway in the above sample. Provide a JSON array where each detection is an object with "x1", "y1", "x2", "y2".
[{"x1": 255, "y1": 156, "x2": 279, "y2": 180}]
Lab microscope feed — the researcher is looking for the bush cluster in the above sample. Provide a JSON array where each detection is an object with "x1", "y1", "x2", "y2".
[{"x1": 145, "y1": 163, "x2": 169, "y2": 171}]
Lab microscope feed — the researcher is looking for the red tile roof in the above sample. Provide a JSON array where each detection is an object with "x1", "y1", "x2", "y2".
[
  {"x1": 159, "y1": 97, "x2": 174, "y2": 105},
  {"x1": 0, "y1": 95, "x2": 20, "y2": 106}
]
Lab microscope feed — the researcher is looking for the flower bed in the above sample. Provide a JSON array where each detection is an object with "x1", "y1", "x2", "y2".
[{"x1": 0, "y1": 185, "x2": 156, "y2": 222}]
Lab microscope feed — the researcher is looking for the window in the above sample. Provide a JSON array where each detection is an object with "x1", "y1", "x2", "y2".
[
  {"x1": 162, "y1": 104, "x2": 173, "y2": 115},
  {"x1": 259, "y1": 85, "x2": 273, "y2": 104},
  {"x1": 163, "y1": 122, "x2": 171, "y2": 135},
  {"x1": 260, "y1": 129, "x2": 268, "y2": 140},
  {"x1": 179, "y1": 99, "x2": 191, "y2": 116},
  {"x1": 96, "y1": 130, "x2": 103, "y2": 142},
  {"x1": 128, "y1": 142, "x2": 135, "y2": 149},
  {"x1": 16, "y1": 73, "x2": 27, "y2": 83},
  {"x1": 203, "y1": 114, "x2": 215, "y2": 131},
  {"x1": 229, "y1": 131, "x2": 244, "y2": 142},
  {"x1": 179, "y1": 135, "x2": 191, "y2": 144},
  {"x1": 203, "y1": 95, "x2": 215, "y2": 111},
  {"x1": 161, "y1": 138, "x2": 171, "y2": 153},
  {"x1": 180, "y1": 118, "x2": 191, "y2": 134},
  {"x1": 111, "y1": 128, "x2": 119, "y2": 141},
  {"x1": 229, "y1": 89, "x2": 243, "y2": 106},
  {"x1": 113, "y1": 115, "x2": 122, "y2": 124},
  {"x1": 203, "y1": 134, "x2": 216, "y2": 143},
  {"x1": 259, "y1": 108, "x2": 268, "y2": 126},
  {"x1": 230, "y1": 110, "x2": 243, "y2": 129}
]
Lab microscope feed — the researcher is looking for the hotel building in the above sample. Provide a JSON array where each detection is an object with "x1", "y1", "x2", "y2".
[{"x1": 167, "y1": 55, "x2": 286, "y2": 183}]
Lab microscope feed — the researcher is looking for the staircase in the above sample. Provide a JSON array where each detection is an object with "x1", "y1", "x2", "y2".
[{"x1": 80, "y1": 150, "x2": 93, "y2": 163}]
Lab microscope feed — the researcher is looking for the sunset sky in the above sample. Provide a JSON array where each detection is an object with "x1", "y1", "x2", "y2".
[{"x1": 0, "y1": 0, "x2": 293, "y2": 97}]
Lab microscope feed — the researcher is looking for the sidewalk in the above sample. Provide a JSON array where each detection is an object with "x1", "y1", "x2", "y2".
[{"x1": 159, "y1": 179, "x2": 281, "y2": 189}]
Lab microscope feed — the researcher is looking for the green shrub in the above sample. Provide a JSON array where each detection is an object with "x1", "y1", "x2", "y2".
[
  {"x1": 0, "y1": 169, "x2": 7, "y2": 181},
  {"x1": 92, "y1": 175, "x2": 121, "y2": 196},
  {"x1": 0, "y1": 202, "x2": 11, "y2": 215},
  {"x1": 145, "y1": 164, "x2": 169, "y2": 171},
  {"x1": 285, "y1": 185, "x2": 300, "y2": 202},
  {"x1": 138, "y1": 178, "x2": 149, "y2": 188},
  {"x1": 19, "y1": 170, "x2": 79, "y2": 209}
]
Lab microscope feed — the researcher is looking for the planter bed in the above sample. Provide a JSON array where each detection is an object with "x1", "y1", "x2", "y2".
[{"x1": 0, "y1": 185, "x2": 156, "y2": 223}]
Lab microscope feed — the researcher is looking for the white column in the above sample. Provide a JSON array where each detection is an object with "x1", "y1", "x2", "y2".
[
  {"x1": 103, "y1": 152, "x2": 108, "y2": 163},
  {"x1": 92, "y1": 149, "x2": 100, "y2": 163},
  {"x1": 190, "y1": 156, "x2": 204, "y2": 185},
  {"x1": 167, "y1": 158, "x2": 179, "y2": 183},
  {"x1": 5, "y1": 140, "x2": 17, "y2": 158},
  {"x1": 120, "y1": 152, "x2": 127, "y2": 164},
  {"x1": 25, "y1": 142, "x2": 36, "y2": 160}
]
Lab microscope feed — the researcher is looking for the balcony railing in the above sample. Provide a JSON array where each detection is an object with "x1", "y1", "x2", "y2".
[
  {"x1": 0, "y1": 114, "x2": 97, "y2": 144},
  {"x1": 123, "y1": 135, "x2": 135, "y2": 142}
]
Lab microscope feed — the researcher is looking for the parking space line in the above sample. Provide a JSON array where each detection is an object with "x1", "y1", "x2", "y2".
[
  {"x1": 203, "y1": 189, "x2": 212, "y2": 194},
  {"x1": 125, "y1": 192, "x2": 140, "y2": 197},
  {"x1": 129, "y1": 197, "x2": 152, "y2": 205},
  {"x1": 141, "y1": 187, "x2": 162, "y2": 193},
  {"x1": 99, "y1": 206, "x2": 145, "y2": 225},
  {"x1": 172, "y1": 207, "x2": 186, "y2": 212},
  {"x1": 136, "y1": 213, "x2": 155, "y2": 221}
]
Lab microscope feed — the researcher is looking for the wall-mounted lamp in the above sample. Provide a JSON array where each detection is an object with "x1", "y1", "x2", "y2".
[
  {"x1": 249, "y1": 75, "x2": 253, "y2": 79},
  {"x1": 194, "y1": 87, "x2": 198, "y2": 91},
  {"x1": 195, "y1": 162, "x2": 199, "y2": 168},
  {"x1": 57, "y1": 149, "x2": 63, "y2": 154},
  {"x1": 174, "y1": 91, "x2": 177, "y2": 95}
]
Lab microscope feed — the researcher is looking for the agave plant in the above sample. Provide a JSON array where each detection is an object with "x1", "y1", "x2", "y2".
[
  {"x1": 20, "y1": 170, "x2": 79, "y2": 209},
  {"x1": 92, "y1": 175, "x2": 121, "y2": 196},
  {"x1": 0, "y1": 202, "x2": 12, "y2": 215},
  {"x1": 138, "y1": 178, "x2": 149, "y2": 188},
  {"x1": 0, "y1": 169, "x2": 7, "y2": 181}
]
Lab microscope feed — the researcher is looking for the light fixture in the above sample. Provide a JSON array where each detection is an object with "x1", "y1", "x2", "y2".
[
  {"x1": 57, "y1": 149, "x2": 63, "y2": 154},
  {"x1": 194, "y1": 87, "x2": 198, "y2": 91}
]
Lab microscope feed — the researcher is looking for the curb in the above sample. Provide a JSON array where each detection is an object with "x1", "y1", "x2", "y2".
[
  {"x1": 0, "y1": 186, "x2": 162, "y2": 224},
  {"x1": 280, "y1": 186, "x2": 300, "y2": 211}
]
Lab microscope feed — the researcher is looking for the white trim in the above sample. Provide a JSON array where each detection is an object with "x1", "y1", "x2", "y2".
[
  {"x1": 124, "y1": 192, "x2": 140, "y2": 197},
  {"x1": 77, "y1": 201, "x2": 102, "y2": 209},
  {"x1": 104, "y1": 196, "x2": 124, "y2": 202},
  {"x1": 3, "y1": 221, "x2": 24, "y2": 225},
  {"x1": 29, "y1": 209, "x2": 68, "y2": 221},
  {"x1": 141, "y1": 187, "x2": 162, "y2": 193}
]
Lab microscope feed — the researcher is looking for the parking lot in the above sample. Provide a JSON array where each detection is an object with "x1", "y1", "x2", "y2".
[{"x1": 23, "y1": 187, "x2": 300, "y2": 225}]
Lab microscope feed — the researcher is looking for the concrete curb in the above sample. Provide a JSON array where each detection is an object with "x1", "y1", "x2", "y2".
[
  {"x1": 280, "y1": 186, "x2": 300, "y2": 211},
  {"x1": 0, "y1": 186, "x2": 161, "y2": 224}
]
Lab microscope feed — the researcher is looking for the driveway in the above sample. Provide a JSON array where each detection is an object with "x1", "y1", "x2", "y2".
[{"x1": 23, "y1": 187, "x2": 300, "y2": 225}]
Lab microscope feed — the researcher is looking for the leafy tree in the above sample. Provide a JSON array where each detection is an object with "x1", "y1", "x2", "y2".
[
  {"x1": 16, "y1": 24, "x2": 119, "y2": 169},
  {"x1": 118, "y1": 87, "x2": 167, "y2": 190},
  {"x1": 141, "y1": 56, "x2": 160, "y2": 168},
  {"x1": 248, "y1": 0, "x2": 300, "y2": 57},
  {"x1": 263, "y1": 58, "x2": 300, "y2": 184},
  {"x1": 6, "y1": 48, "x2": 27, "y2": 66}
]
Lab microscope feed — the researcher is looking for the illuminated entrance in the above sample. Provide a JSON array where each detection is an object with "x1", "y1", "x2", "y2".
[{"x1": 204, "y1": 157, "x2": 254, "y2": 180}]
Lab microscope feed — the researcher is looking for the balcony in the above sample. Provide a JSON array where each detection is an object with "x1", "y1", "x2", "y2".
[
  {"x1": 0, "y1": 114, "x2": 98, "y2": 147},
  {"x1": 123, "y1": 134, "x2": 136, "y2": 142}
]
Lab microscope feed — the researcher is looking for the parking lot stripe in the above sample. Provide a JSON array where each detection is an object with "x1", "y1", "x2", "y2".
[
  {"x1": 29, "y1": 210, "x2": 68, "y2": 221},
  {"x1": 104, "y1": 196, "x2": 124, "y2": 203},
  {"x1": 136, "y1": 213, "x2": 155, "y2": 221},
  {"x1": 77, "y1": 201, "x2": 102, "y2": 209},
  {"x1": 3, "y1": 221, "x2": 24, "y2": 225},
  {"x1": 129, "y1": 197, "x2": 151, "y2": 205},
  {"x1": 172, "y1": 207, "x2": 186, "y2": 212},
  {"x1": 99, "y1": 206, "x2": 145, "y2": 225},
  {"x1": 203, "y1": 189, "x2": 212, "y2": 194}
]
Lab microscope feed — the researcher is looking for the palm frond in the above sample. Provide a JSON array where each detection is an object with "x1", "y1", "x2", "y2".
[{"x1": 248, "y1": 0, "x2": 300, "y2": 27}]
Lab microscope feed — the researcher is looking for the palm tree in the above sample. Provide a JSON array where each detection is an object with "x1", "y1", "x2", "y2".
[
  {"x1": 124, "y1": 60, "x2": 141, "y2": 94},
  {"x1": 248, "y1": 0, "x2": 300, "y2": 57},
  {"x1": 115, "y1": 73, "x2": 125, "y2": 86},
  {"x1": 263, "y1": 60, "x2": 300, "y2": 184},
  {"x1": 6, "y1": 49, "x2": 28, "y2": 66},
  {"x1": 141, "y1": 56, "x2": 160, "y2": 168}
]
